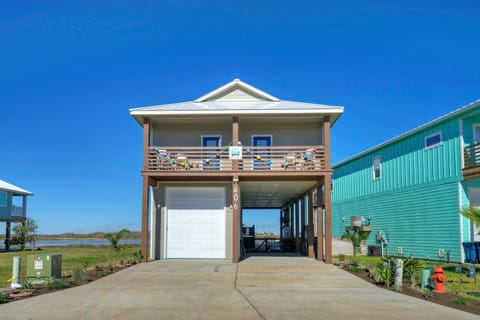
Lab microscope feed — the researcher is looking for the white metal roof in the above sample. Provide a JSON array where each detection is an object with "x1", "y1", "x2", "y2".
[
  {"x1": 0, "y1": 180, "x2": 32, "y2": 195},
  {"x1": 130, "y1": 79, "x2": 344, "y2": 125},
  {"x1": 333, "y1": 99, "x2": 480, "y2": 168}
]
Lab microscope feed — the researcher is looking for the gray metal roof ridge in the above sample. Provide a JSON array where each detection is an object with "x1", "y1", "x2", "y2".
[{"x1": 333, "y1": 99, "x2": 480, "y2": 168}]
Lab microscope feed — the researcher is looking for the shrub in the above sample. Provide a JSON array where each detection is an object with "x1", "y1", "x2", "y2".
[{"x1": 72, "y1": 267, "x2": 87, "y2": 283}]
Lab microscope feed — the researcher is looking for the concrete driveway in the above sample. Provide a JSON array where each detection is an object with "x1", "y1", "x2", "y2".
[{"x1": 0, "y1": 256, "x2": 478, "y2": 320}]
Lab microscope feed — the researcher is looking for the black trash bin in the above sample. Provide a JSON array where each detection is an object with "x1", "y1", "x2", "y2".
[{"x1": 463, "y1": 242, "x2": 478, "y2": 263}]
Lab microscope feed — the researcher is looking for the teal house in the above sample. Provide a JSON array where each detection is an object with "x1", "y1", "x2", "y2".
[
  {"x1": 0, "y1": 180, "x2": 32, "y2": 250},
  {"x1": 332, "y1": 100, "x2": 480, "y2": 262}
]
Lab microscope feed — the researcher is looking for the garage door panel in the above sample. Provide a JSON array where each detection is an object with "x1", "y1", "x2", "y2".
[{"x1": 166, "y1": 187, "x2": 226, "y2": 259}]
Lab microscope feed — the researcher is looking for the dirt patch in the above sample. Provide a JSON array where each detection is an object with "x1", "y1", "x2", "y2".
[
  {"x1": 2, "y1": 264, "x2": 132, "y2": 304},
  {"x1": 340, "y1": 264, "x2": 480, "y2": 315}
]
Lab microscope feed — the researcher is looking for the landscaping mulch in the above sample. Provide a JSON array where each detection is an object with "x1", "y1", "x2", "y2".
[
  {"x1": 340, "y1": 264, "x2": 480, "y2": 315},
  {"x1": 2, "y1": 264, "x2": 131, "y2": 304}
]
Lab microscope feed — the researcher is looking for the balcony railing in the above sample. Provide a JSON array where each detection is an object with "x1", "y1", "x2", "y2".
[
  {"x1": 464, "y1": 143, "x2": 480, "y2": 169},
  {"x1": 147, "y1": 145, "x2": 326, "y2": 172},
  {"x1": 11, "y1": 205, "x2": 26, "y2": 219}
]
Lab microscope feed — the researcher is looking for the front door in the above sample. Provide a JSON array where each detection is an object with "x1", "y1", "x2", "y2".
[
  {"x1": 252, "y1": 135, "x2": 272, "y2": 170},
  {"x1": 202, "y1": 136, "x2": 221, "y2": 170}
]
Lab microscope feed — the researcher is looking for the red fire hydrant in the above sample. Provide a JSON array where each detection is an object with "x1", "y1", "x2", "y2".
[{"x1": 430, "y1": 266, "x2": 447, "y2": 293}]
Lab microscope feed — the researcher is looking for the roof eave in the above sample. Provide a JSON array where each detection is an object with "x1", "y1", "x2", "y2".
[{"x1": 333, "y1": 99, "x2": 480, "y2": 168}]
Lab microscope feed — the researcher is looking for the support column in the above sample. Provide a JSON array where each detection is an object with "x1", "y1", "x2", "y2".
[
  {"x1": 295, "y1": 200, "x2": 300, "y2": 253},
  {"x1": 5, "y1": 222, "x2": 10, "y2": 251},
  {"x1": 317, "y1": 185, "x2": 324, "y2": 261},
  {"x1": 232, "y1": 117, "x2": 239, "y2": 171},
  {"x1": 141, "y1": 176, "x2": 149, "y2": 262},
  {"x1": 324, "y1": 175, "x2": 333, "y2": 264},
  {"x1": 301, "y1": 196, "x2": 306, "y2": 255},
  {"x1": 22, "y1": 195, "x2": 27, "y2": 219},
  {"x1": 289, "y1": 205, "x2": 294, "y2": 243},
  {"x1": 232, "y1": 176, "x2": 240, "y2": 263},
  {"x1": 307, "y1": 191, "x2": 314, "y2": 258},
  {"x1": 322, "y1": 115, "x2": 333, "y2": 264},
  {"x1": 141, "y1": 118, "x2": 151, "y2": 262}
]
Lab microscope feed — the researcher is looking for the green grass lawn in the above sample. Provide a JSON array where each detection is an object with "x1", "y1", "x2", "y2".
[{"x1": 0, "y1": 245, "x2": 141, "y2": 285}]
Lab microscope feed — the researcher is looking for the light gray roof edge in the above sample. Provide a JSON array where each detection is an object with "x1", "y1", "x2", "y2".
[
  {"x1": 0, "y1": 180, "x2": 33, "y2": 195},
  {"x1": 129, "y1": 100, "x2": 344, "y2": 112},
  {"x1": 333, "y1": 99, "x2": 480, "y2": 169}
]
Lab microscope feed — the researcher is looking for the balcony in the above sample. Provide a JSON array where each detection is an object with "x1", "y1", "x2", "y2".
[
  {"x1": 146, "y1": 145, "x2": 327, "y2": 175},
  {"x1": 463, "y1": 143, "x2": 480, "y2": 179},
  {"x1": 11, "y1": 205, "x2": 26, "y2": 220}
]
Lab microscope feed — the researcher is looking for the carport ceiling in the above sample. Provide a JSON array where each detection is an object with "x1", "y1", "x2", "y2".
[{"x1": 240, "y1": 181, "x2": 316, "y2": 208}]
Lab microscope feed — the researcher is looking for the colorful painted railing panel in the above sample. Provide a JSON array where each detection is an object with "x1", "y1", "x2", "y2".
[{"x1": 147, "y1": 146, "x2": 326, "y2": 171}]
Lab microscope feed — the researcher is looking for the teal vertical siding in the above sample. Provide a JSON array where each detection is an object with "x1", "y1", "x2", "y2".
[
  {"x1": 332, "y1": 181, "x2": 462, "y2": 261},
  {"x1": 333, "y1": 120, "x2": 462, "y2": 202},
  {"x1": 0, "y1": 192, "x2": 12, "y2": 220},
  {"x1": 332, "y1": 116, "x2": 468, "y2": 262}
]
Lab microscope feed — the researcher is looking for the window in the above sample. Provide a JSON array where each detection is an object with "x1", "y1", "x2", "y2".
[
  {"x1": 0, "y1": 192, "x2": 6, "y2": 206},
  {"x1": 425, "y1": 131, "x2": 442, "y2": 149},
  {"x1": 373, "y1": 156, "x2": 381, "y2": 180}
]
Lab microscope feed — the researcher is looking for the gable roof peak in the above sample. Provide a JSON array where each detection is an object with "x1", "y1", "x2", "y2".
[{"x1": 194, "y1": 79, "x2": 280, "y2": 103}]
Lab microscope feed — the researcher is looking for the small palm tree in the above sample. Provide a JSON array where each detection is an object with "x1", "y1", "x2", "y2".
[
  {"x1": 460, "y1": 206, "x2": 480, "y2": 228},
  {"x1": 104, "y1": 229, "x2": 129, "y2": 264}
]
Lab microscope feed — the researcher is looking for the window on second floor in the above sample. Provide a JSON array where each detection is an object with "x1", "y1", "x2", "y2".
[
  {"x1": 424, "y1": 131, "x2": 442, "y2": 149},
  {"x1": 373, "y1": 156, "x2": 381, "y2": 180},
  {"x1": 0, "y1": 192, "x2": 6, "y2": 206}
]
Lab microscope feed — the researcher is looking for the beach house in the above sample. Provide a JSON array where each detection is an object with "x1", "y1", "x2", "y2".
[
  {"x1": 130, "y1": 79, "x2": 343, "y2": 262},
  {"x1": 0, "y1": 180, "x2": 32, "y2": 250},
  {"x1": 332, "y1": 100, "x2": 480, "y2": 262}
]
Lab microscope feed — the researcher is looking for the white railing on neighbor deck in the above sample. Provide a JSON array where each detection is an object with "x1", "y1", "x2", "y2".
[{"x1": 11, "y1": 206, "x2": 25, "y2": 219}]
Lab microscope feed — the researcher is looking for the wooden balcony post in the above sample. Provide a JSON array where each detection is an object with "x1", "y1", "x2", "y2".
[
  {"x1": 232, "y1": 117, "x2": 239, "y2": 171},
  {"x1": 323, "y1": 116, "x2": 331, "y2": 169},
  {"x1": 5, "y1": 222, "x2": 10, "y2": 251},
  {"x1": 232, "y1": 176, "x2": 240, "y2": 262},
  {"x1": 307, "y1": 191, "x2": 314, "y2": 258},
  {"x1": 317, "y1": 185, "x2": 324, "y2": 261},
  {"x1": 22, "y1": 195, "x2": 27, "y2": 218},
  {"x1": 301, "y1": 196, "x2": 306, "y2": 255},
  {"x1": 141, "y1": 175, "x2": 150, "y2": 262},
  {"x1": 143, "y1": 118, "x2": 151, "y2": 170},
  {"x1": 324, "y1": 175, "x2": 333, "y2": 263}
]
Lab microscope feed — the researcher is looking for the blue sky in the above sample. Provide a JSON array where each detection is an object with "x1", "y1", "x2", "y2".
[{"x1": 1, "y1": 1, "x2": 479, "y2": 234}]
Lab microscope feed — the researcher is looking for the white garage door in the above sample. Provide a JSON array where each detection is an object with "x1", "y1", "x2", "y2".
[{"x1": 166, "y1": 187, "x2": 226, "y2": 259}]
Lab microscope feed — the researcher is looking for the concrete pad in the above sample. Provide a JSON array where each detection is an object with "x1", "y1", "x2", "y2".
[{"x1": 0, "y1": 257, "x2": 478, "y2": 319}]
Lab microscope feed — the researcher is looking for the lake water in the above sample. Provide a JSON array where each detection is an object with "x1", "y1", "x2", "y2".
[{"x1": 27, "y1": 239, "x2": 141, "y2": 247}]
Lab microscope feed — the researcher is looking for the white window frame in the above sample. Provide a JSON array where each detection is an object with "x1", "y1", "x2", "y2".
[
  {"x1": 473, "y1": 124, "x2": 480, "y2": 144},
  {"x1": 424, "y1": 131, "x2": 443, "y2": 150},
  {"x1": 372, "y1": 155, "x2": 381, "y2": 180}
]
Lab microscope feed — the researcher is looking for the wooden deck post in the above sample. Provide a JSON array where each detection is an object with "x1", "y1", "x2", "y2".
[
  {"x1": 324, "y1": 175, "x2": 333, "y2": 263},
  {"x1": 301, "y1": 196, "x2": 306, "y2": 255},
  {"x1": 232, "y1": 176, "x2": 240, "y2": 263},
  {"x1": 307, "y1": 191, "x2": 314, "y2": 258},
  {"x1": 323, "y1": 116, "x2": 333, "y2": 264},
  {"x1": 141, "y1": 118, "x2": 151, "y2": 262},
  {"x1": 5, "y1": 222, "x2": 10, "y2": 251},
  {"x1": 295, "y1": 200, "x2": 300, "y2": 253},
  {"x1": 317, "y1": 185, "x2": 324, "y2": 261},
  {"x1": 232, "y1": 117, "x2": 239, "y2": 171}
]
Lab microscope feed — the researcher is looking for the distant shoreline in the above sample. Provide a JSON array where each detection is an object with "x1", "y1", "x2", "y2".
[{"x1": 0, "y1": 231, "x2": 141, "y2": 240}]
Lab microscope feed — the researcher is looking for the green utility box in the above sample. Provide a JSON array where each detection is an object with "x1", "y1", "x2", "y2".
[{"x1": 26, "y1": 254, "x2": 62, "y2": 282}]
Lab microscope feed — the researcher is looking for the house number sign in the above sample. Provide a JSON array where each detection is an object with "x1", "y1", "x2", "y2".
[{"x1": 233, "y1": 183, "x2": 239, "y2": 210}]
